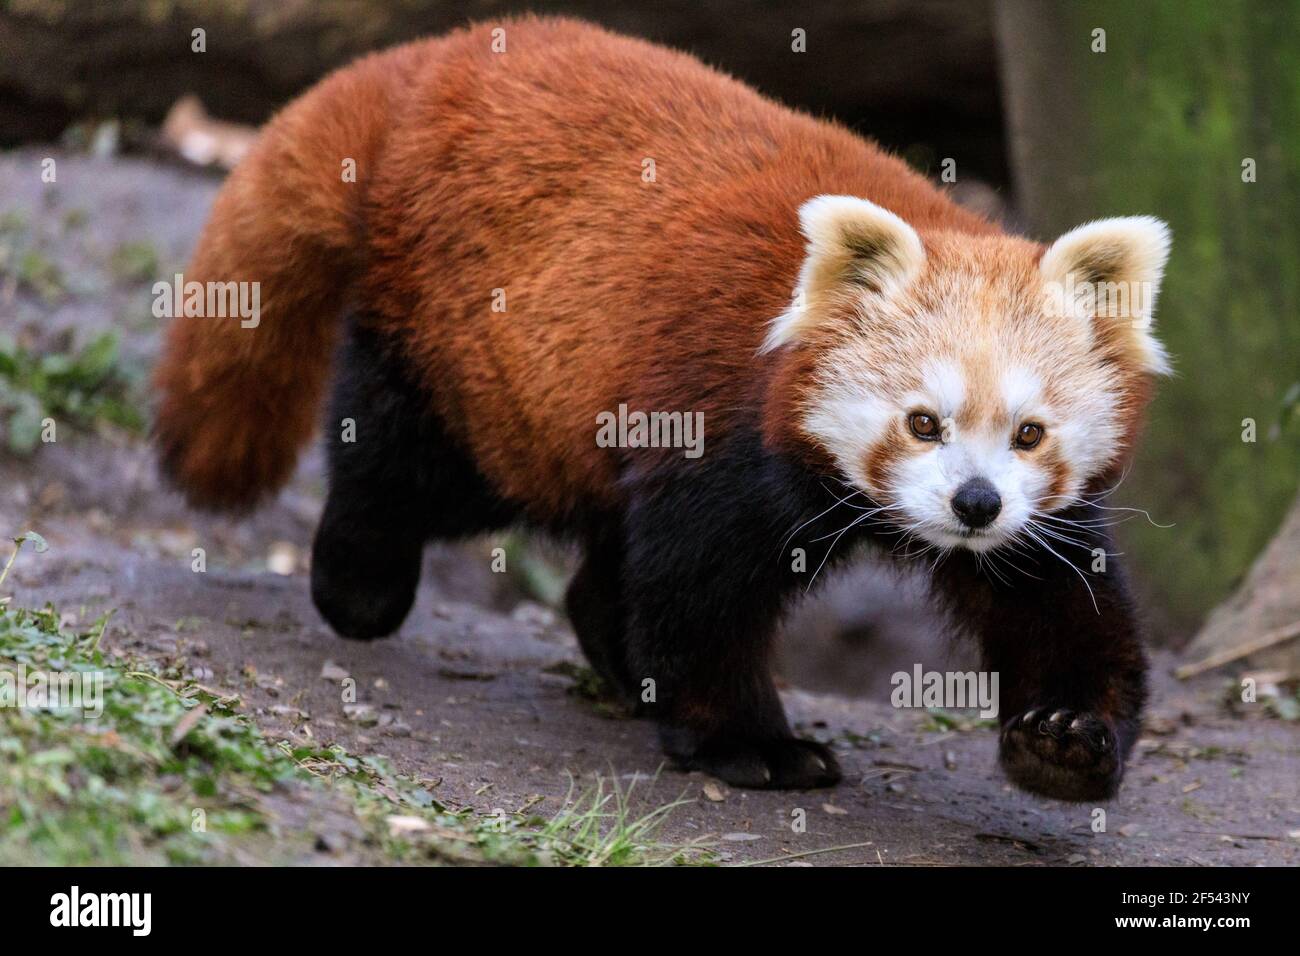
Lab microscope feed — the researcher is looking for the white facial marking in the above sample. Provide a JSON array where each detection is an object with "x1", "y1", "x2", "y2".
[
  {"x1": 892, "y1": 428, "x2": 1035, "y2": 553},
  {"x1": 809, "y1": 357, "x2": 1086, "y2": 553},
  {"x1": 1002, "y1": 367, "x2": 1041, "y2": 421},
  {"x1": 803, "y1": 382, "x2": 892, "y2": 489},
  {"x1": 899, "y1": 359, "x2": 966, "y2": 439}
]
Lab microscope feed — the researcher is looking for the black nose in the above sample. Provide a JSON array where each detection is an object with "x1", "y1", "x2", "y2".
[{"x1": 951, "y1": 477, "x2": 1002, "y2": 529}]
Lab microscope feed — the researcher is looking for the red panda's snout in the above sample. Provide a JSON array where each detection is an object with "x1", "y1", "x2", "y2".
[{"x1": 950, "y1": 477, "x2": 1002, "y2": 529}]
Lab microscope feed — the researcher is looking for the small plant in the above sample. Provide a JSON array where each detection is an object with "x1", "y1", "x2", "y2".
[
  {"x1": 0, "y1": 531, "x2": 46, "y2": 603},
  {"x1": 543, "y1": 660, "x2": 634, "y2": 719},
  {"x1": 918, "y1": 707, "x2": 998, "y2": 733},
  {"x1": 0, "y1": 213, "x2": 64, "y2": 304},
  {"x1": 533, "y1": 772, "x2": 710, "y2": 866},
  {"x1": 107, "y1": 240, "x2": 159, "y2": 285},
  {"x1": 0, "y1": 331, "x2": 143, "y2": 453}
]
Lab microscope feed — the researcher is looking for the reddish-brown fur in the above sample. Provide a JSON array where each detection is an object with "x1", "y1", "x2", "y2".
[
  {"x1": 153, "y1": 17, "x2": 1166, "y2": 798},
  {"x1": 153, "y1": 16, "x2": 998, "y2": 513}
]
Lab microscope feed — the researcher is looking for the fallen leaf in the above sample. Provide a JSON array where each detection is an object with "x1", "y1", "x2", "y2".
[
  {"x1": 386, "y1": 815, "x2": 431, "y2": 836},
  {"x1": 169, "y1": 703, "x2": 208, "y2": 747},
  {"x1": 343, "y1": 703, "x2": 379, "y2": 727},
  {"x1": 1143, "y1": 715, "x2": 1178, "y2": 736},
  {"x1": 320, "y1": 661, "x2": 349, "y2": 681}
]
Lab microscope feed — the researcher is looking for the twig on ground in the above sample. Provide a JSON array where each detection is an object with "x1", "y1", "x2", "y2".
[{"x1": 1175, "y1": 620, "x2": 1300, "y2": 679}]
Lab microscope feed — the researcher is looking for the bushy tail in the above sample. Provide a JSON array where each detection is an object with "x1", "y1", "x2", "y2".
[{"x1": 152, "y1": 42, "x2": 433, "y2": 510}]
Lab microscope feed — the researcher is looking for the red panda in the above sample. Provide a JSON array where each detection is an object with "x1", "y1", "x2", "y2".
[{"x1": 154, "y1": 16, "x2": 1169, "y2": 796}]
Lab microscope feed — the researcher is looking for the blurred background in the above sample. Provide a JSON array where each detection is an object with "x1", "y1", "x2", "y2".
[{"x1": 1, "y1": 0, "x2": 1297, "y2": 692}]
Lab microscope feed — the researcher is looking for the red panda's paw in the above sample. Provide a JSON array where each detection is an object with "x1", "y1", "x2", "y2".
[
  {"x1": 309, "y1": 526, "x2": 423, "y2": 642},
  {"x1": 1000, "y1": 708, "x2": 1123, "y2": 802},
  {"x1": 676, "y1": 735, "x2": 842, "y2": 790}
]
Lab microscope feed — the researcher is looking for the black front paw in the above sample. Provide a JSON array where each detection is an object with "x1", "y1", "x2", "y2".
[
  {"x1": 310, "y1": 535, "x2": 421, "y2": 640},
  {"x1": 666, "y1": 731, "x2": 842, "y2": 790},
  {"x1": 1000, "y1": 708, "x2": 1123, "y2": 801}
]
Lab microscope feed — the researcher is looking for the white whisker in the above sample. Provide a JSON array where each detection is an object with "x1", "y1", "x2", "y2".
[
  {"x1": 1022, "y1": 525, "x2": 1100, "y2": 614},
  {"x1": 779, "y1": 484, "x2": 863, "y2": 559}
]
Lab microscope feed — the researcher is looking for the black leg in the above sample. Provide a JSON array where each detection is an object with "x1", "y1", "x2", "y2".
[
  {"x1": 618, "y1": 446, "x2": 843, "y2": 790},
  {"x1": 312, "y1": 482, "x2": 424, "y2": 640},
  {"x1": 564, "y1": 523, "x2": 636, "y2": 698},
  {"x1": 930, "y1": 505, "x2": 1147, "y2": 801},
  {"x1": 311, "y1": 323, "x2": 516, "y2": 639}
]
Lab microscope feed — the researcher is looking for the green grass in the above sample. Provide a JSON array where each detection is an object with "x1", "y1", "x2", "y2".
[
  {"x1": 0, "y1": 331, "x2": 144, "y2": 454},
  {"x1": 0, "y1": 211, "x2": 64, "y2": 303},
  {"x1": 917, "y1": 708, "x2": 998, "y2": 733},
  {"x1": 107, "y1": 240, "x2": 158, "y2": 285},
  {"x1": 0, "y1": 535, "x2": 709, "y2": 866},
  {"x1": 0, "y1": 206, "x2": 152, "y2": 452}
]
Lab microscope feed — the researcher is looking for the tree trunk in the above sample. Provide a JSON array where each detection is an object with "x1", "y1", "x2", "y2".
[{"x1": 995, "y1": 0, "x2": 1300, "y2": 638}]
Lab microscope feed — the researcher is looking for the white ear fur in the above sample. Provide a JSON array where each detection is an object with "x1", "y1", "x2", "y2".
[
  {"x1": 1040, "y1": 216, "x2": 1172, "y2": 374},
  {"x1": 762, "y1": 195, "x2": 925, "y2": 353}
]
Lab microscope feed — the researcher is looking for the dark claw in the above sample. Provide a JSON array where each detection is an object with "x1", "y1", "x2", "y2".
[
  {"x1": 1000, "y1": 707, "x2": 1123, "y2": 801},
  {"x1": 669, "y1": 734, "x2": 842, "y2": 790}
]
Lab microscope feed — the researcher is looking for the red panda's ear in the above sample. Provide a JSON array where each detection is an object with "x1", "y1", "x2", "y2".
[
  {"x1": 1040, "y1": 216, "x2": 1172, "y2": 376},
  {"x1": 761, "y1": 195, "x2": 924, "y2": 353}
]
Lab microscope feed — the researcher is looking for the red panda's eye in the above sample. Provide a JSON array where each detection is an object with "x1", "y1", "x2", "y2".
[
  {"x1": 909, "y1": 413, "x2": 940, "y2": 441},
  {"x1": 1015, "y1": 422, "x2": 1044, "y2": 449}
]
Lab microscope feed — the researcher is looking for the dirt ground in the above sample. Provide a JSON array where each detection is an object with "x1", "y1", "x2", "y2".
[{"x1": 3, "y1": 152, "x2": 1297, "y2": 866}]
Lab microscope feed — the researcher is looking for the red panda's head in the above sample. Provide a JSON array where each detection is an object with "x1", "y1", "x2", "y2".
[{"x1": 765, "y1": 195, "x2": 1171, "y2": 553}]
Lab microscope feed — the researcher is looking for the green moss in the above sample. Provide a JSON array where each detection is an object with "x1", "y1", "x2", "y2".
[{"x1": 1036, "y1": 2, "x2": 1300, "y2": 630}]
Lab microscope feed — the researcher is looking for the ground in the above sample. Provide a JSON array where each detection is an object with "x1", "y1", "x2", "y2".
[{"x1": 1, "y1": 151, "x2": 1297, "y2": 866}]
